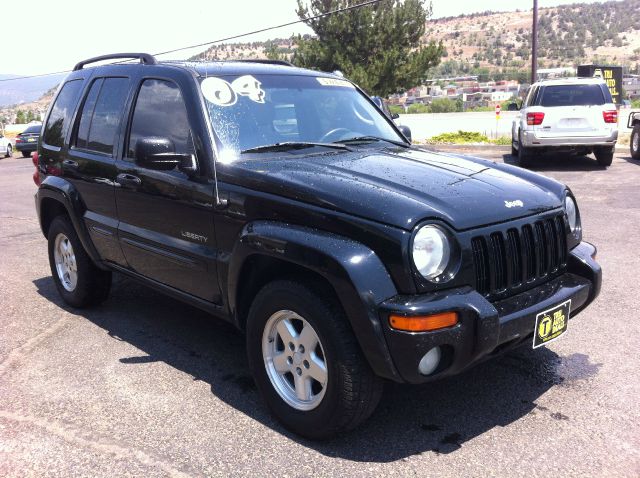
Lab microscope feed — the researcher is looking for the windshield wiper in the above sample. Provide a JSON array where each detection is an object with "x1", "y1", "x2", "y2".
[
  {"x1": 241, "y1": 141, "x2": 351, "y2": 154},
  {"x1": 335, "y1": 135, "x2": 410, "y2": 148}
]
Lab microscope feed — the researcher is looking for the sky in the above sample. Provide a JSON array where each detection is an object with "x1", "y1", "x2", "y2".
[{"x1": 4, "y1": 0, "x2": 611, "y2": 76}]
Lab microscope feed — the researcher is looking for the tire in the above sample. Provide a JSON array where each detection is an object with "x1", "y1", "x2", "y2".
[
  {"x1": 5, "y1": 144, "x2": 11, "y2": 158},
  {"x1": 246, "y1": 280, "x2": 383, "y2": 440},
  {"x1": 21, "y1": 150, "x2": 31, "y2": 158},
  {"x1": 511, "y1": 134, "x2": 518, "y2": 157},
  {"x1": 517, "y1": 131, "x2": 533, "y2": 167},
  {"x1": 47, "y1": 215, "x2": 111, "y2": 308},
  {"x1": 631, "y1": 125, "x2": 640, "y2": 160},
  {"x1": 594, "y1": 147, "x2": 613, "y2": 167}
]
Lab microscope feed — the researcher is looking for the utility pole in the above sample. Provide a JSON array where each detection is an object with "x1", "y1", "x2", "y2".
[{"x1": 531, "y1": 0, "x2": 538, "y2": 83}]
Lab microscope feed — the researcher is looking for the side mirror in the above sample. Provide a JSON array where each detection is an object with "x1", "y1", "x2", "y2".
[
  {"x1": 391, "y1": 112, "x2": 400, "y2": 120},
  {"x1": 507, "y1": 102, "x2": 520, "y2": 111},
  {"x1": 135, "y1": 137, "x2": 196, "y2": 174},
  {"x1": 398, "y1": 125, "x2": 412, "y2": 143}
]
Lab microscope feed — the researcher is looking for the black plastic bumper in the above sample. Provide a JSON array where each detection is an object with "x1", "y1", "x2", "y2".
[{"x1": 378, "y1": 241, "x2": 601, "y2": 384}]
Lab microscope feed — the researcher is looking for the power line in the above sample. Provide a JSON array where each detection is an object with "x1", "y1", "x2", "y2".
[
  {"x1": 0, "y1": 0, "x2": 384, "y2": 84},
  {"x1": 154, "y1": 0, "x2": 383, "y2": 57}
]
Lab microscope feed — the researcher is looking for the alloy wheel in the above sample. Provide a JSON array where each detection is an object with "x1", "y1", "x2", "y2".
[{"x1": 262, "y1": 310, "x2": 328, "y2": 411}]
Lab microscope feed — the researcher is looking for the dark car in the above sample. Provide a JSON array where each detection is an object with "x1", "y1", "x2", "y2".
[
  {"x1": 34, "y1": 53, "x2": 601, "y2": 440},
  {"x1": 15, "y1": 124, "x2": 42, "y2": 157}
]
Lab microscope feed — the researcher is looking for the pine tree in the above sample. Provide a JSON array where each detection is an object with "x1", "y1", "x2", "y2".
[{"x1": 293, "y1": 0, "x2": 444, "y2": 96}]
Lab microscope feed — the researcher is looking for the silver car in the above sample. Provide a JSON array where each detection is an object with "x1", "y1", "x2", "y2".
[
  {"x1": 0, "y1": 132, "x2": 13, "y2": 158},
  {"x1": 511, "y1": 77, "x2": 618, "y2": 167}
]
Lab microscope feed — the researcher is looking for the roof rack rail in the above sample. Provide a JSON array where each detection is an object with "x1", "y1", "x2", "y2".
[
  {"x1": 73, "y1": 53, "x2": 157, "y2": 71},
  {"x1": 232, "y1": 59, "x2": 294, "y2": 67}
]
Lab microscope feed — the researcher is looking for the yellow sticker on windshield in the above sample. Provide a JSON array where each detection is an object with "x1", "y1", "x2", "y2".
[{"x1": 316, "y1": 77, "x2": 354, "y2": 88}]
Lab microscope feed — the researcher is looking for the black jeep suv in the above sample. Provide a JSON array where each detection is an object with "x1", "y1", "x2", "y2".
[{"x1": 34, "y1": 53, "x2": 601, "y2": 439}]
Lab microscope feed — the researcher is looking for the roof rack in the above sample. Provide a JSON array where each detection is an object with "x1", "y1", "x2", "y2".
[
  {"x1": 231, "y1": 59, "x2": 294, "y2": 67},
  {"x1": 73, "y1": 53, "x2": 157, "y2": 71}
]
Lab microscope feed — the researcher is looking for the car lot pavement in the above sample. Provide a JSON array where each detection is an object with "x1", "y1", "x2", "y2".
[{"x1": 0, "y1": 149, "x2": 639, "y2": 477}]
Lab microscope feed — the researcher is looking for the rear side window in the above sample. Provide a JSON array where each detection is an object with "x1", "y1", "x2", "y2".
[
  {"x1": 127, "y1": 79, "x2": 191, "y2": 159},
  {"x1": 75, "y1": 77, "x2": 130, "y2": 155},
  {"x1": 43, "y1": 80, "x2": 83, "y2": 147},
  {"x1": 539, "y1": 85, "x2": 605, "y2": 107}
]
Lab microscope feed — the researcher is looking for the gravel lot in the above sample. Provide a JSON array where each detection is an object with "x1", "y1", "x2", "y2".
[{"x1": 1, "y1": 149, "x2": 639, "y2": 477}]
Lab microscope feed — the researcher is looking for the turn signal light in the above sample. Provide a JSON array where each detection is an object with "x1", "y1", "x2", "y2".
[
  {"x1": 526, "y1": 112, "x2": 545, "y2": 125},
  {"x1": 602, "y1": 110, "x2": 617, "y2": 124},
  {"x1": 389, "y1": 312, "x2": 459, "y2": 332}
]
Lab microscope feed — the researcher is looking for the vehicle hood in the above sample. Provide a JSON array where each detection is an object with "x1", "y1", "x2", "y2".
[{"x1": 223, "y1": 147, "x2": 566, "y2": 231}]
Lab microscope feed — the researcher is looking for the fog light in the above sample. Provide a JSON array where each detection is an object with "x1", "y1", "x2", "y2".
[{"x1": 418, "y1": 347, "x2": 442, "y2": 376}]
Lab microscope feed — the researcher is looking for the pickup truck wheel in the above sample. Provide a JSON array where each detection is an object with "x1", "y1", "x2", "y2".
[
  {"x1": 48, "y1": 215, "x2": 111, "y2": 308},
  {"x1": 631, "y1": 125, "x2": 640, "y2": 160},
  {"x1": 246, "y1": 280, "x2": 383, "y2": 439},
  {"x1": 594, "y1": 147, "x2": 614, "y2": 167}
]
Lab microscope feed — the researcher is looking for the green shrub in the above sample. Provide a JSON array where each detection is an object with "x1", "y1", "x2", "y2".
[
  {"x1": 388, "y1": 104, "x2": 405, "y2": 115},
  {"x1": 429, "y1": 98, "x2": 458, "y2": 113},
  {"x1": 407, "y1": 103, "x2": 430, "y2": 114},
  {"x1": 428, "y1": 130, "x2": 512, "y2": 144}
]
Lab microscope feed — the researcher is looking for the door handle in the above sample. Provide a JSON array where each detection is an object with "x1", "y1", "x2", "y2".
[
  {"x1": 116, "y1": 173, "x2": 142, "y2": 187},
  {"x1": 62, "y1": 159, "x2": 79, "y2": 169}
]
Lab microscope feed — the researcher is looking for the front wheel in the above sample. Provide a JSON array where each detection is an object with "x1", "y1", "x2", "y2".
[
  {"x1": 631, "y1": 125, "x2": 640, "y2": 160},
  {"x1": 5, "y1": 144, "x2": 11, "y2": 158},
  {"x1": 594, "y1": 147, "x2": 614, "y2": 167},
  {"x1": 48, "y1": 215, "x2": 112, "y2": 307},
  {"x1": 246, "y1": 280, "x2": 383, "y2": 440}
]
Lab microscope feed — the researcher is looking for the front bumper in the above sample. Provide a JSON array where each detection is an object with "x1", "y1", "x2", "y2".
[
  {"x1": 378, "y1": 241, "x2": 601, "y2": 384},
  {"x1": 521, "y1": 129, "x2": 617, "y2": 148}
]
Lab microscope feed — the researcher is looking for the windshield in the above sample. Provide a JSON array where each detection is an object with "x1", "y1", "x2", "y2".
[
  {"x1": 539, "y1": 84, "x2": 606, "y2": 107},
  {"x1": 200, "y1": 74, "x2": 404, "y2": 157}
]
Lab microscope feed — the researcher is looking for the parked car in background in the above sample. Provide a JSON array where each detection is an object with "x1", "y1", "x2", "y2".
[
  {"x1": 15, "y1": 124, "x2": 42, "y2": 157},
  {"x1": 0, "y1": 132, "x2": 13, "y2": 157},
  {"x1": 511, "y1": 78, "x2": 618, "y2": 167},
  {"x1": 629, "y1": 111, "x2": 640, "y2": 160}
]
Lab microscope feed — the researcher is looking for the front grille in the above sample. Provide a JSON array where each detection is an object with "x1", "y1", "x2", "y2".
[{"x1": 472, "y1": 214, "x2": 568, "y2": 298}]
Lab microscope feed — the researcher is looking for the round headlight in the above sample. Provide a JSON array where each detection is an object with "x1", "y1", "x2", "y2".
[
  {"x1": 565, "y1": 196, "x2": 578, "y2": 232},
  {"x1": 412, "y1": 225, "x2": 451, "y2": 280}
]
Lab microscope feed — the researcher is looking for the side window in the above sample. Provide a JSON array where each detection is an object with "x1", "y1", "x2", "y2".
[
  {"x1": 75, "y1": 79, "x2": 102, "y2": 149},
  {"x1": 75, "y1": 77, "x2": 129, "y2": 155},
  {"x1": 525, "y1": 87, "x2": 537, "y2": 107},
  {"x1": 128, "y1": 79, "x2": 191, "y2": 160},
  {"x1": 43, "y1": 79, "x2": 84, "y2": 147}
]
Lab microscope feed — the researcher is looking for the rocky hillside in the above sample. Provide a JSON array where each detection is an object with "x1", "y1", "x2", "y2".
[
  {"x1": 193, "y1": 0, "x2": 639, "y2": 79},
  {"x1": 429, "y1": 0, "x2": 640, "y2": 78}
]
